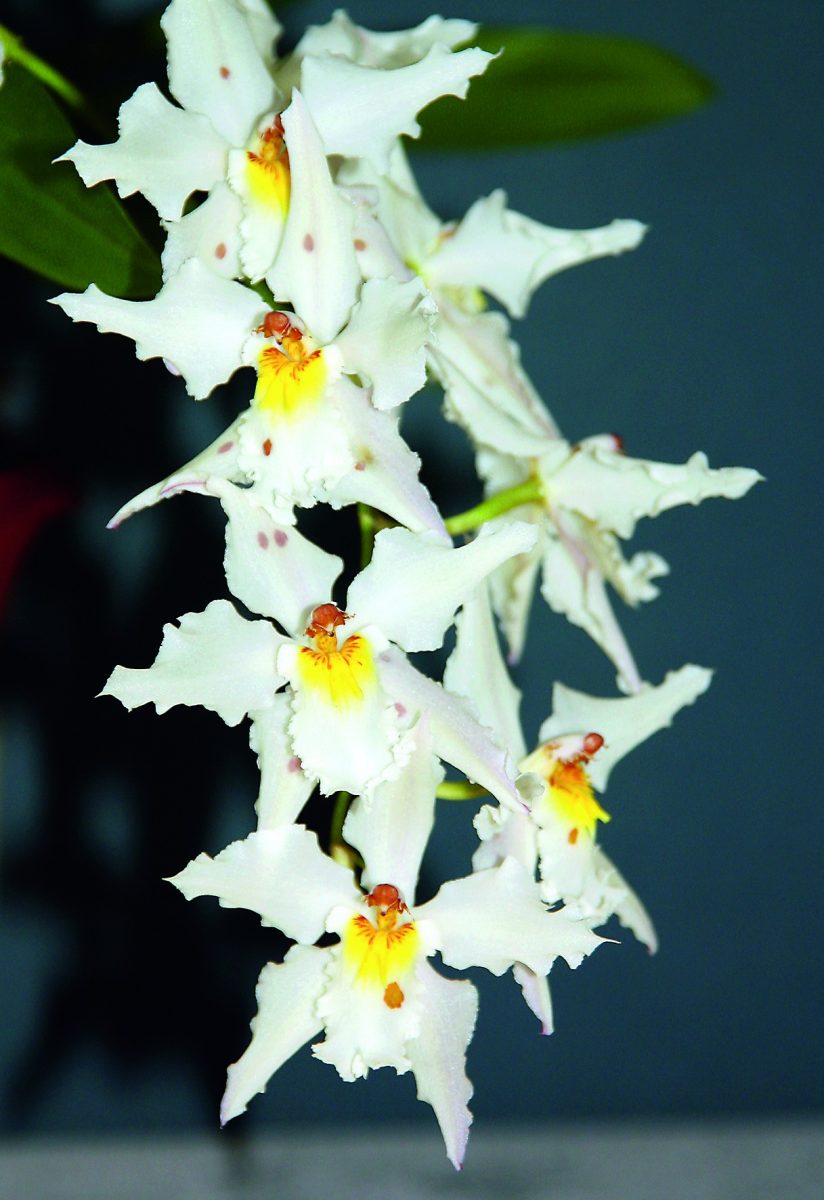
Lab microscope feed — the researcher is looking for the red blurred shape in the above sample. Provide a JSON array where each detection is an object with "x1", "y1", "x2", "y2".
[{"x1": 0, "y1": 469, "x2": 73, "y2": 618}]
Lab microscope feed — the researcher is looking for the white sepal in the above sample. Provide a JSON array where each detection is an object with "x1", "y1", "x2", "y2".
[
  {"x1": 512, "y1": 963, "x2": 554, "y2": 1035},
  {"x1": 417, "y1": 857, "x2": 603, "y2": 976},
  {"x1": 212, "y1": 478, "x2": 343, "y2": 636},
  {"x1": 296, "y1": 12, "x2": 477, "y2": 68},
  {"x1": 162, "y1": 0, "x2": 278, "y2": 147},
  {"x1": 221, "y1": 946, "x2": 329, "y2": 1124},
  {"x1": 249, "y1": 696, "x2": 315, "y2": 830},
  {"x1": 100, "y1": 600, "x2": 285, "y2": 727},
  {"x1": 427, "y1": 191, "x2": 646, "y2": 318},
  {"x1": 58, "y1": 82, "x2": 228, "y2": 220},
  {"x1": 343, "y1": 716, "x2": 442, "y2": 905},
  {"x1": 347, "y1": 523, "x2": 537, "y2": 653},
  {"x1": 538, "y1": 664, "x2": 714, "y2": 791},
  {"x1": 167, "y1": 827, "x2": 360, "y2": 942},
  {"x1": 300, "y1": 44, "x2": 494, "y2": 171},
  {"x1": 592, "y1": 847, "x2": 658, "y2": 953},
  {"x1": 161, "y1": 182, "x2": 244, "y2": 281},
  {"x1": 543, "y1": 444, "x2": 763, "y2": 540},
  {"x1": 408, "y1": 962, "x2": 477, "y2": 1171},
  {"x1": 323, "y1": 385, "x2": 448, "y2": 538},
  {"x1": 52, "y1": 259, "x2": 263, "y2": 400},
  {"x1": 444, "y1": 583, "x2": 527, "y2": 762}
]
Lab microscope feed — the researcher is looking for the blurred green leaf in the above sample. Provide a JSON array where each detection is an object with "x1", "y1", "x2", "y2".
[
  {"x1": 418, "y1": 27, "x2": 715, "y2": 149},
  {"x1": 0, "y1": 63, "x2": 160, "y2": 296}
]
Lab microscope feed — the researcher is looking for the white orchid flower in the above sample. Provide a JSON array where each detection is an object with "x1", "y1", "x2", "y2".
[
  {"x1": 443, "y1": 584, "x2": 713, "y2": 1030},
  {"x1": 476, "y1": 434, "x2": 762, "y2": 689},
  {"x1": 59, "y1": 0, "x2": 492, "y2": 288},
  {"x1": 102, "y1": 511, "x2": 538, "y2": 814},
  {"x1": 167, "y1": 719, "x2": 603, "y2": 1168}
]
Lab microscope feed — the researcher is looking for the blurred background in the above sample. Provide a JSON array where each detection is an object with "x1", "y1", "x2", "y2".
[{"x1": 0, "y1": 0, "x2": 820, "y2": 1144}]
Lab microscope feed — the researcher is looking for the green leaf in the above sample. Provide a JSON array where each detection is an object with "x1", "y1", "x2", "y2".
[
  {"x1": 0, "y1": 63, "x2": 160, "y2": 296},
  {"x1": 418, "y1": 27, "x2": 715, "y2": 149}
]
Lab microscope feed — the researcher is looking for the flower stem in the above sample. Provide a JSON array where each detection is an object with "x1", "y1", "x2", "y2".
[
  {"x1": 445, "y1": 477, "x2": 544, "y2": 536},
  {"x1": 329, "y1": 790, "x2": 359, "y2": 868},
  {"x1": 436, "y1": 781, "x2": 489, "y2": 801},
  {"x1": 357, "y1": 504, "x2": 393, "y2": 569},
  {"x1": 0, "y1": 24, "x2": 86, "y2": 113}
]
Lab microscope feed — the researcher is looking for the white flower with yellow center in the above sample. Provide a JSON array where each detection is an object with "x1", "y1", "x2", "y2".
[
  {"x1": 166, "y1": 720, "x2": 603, "y2": 1168},
  {"x1": 102, "y1": 512, "x2": 538, "y2": 813},
  {"x1": 59, "y1": 0, "x2": 493, "y2": 291},
  {"x1": 476, "y1": 434, "x2": 762, "y2": 689},
  {"x1": 443, "y1": 584, "x2": 713, "y2": 1031}
]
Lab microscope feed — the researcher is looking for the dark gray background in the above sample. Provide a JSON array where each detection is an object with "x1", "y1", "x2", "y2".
[{"x1": 0, "y1": 0, "x2": 820, "y2": 1135}]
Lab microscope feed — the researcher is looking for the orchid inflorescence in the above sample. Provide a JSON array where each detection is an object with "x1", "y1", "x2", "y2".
[{"x1": 53, "y1": 0, "x2": 760, "y2": 1169}]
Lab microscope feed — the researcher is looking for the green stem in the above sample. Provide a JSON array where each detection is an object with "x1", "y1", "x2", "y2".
[
  {"x1": 445, "y1": 476, "x2": 544, "y2": 536},
  {"x1": 436, "y1": 781, "x2": 489, "y2": 801},
  {"x1": 249, "y1": 278, "x2": 277, "y2": 309},
  {"x1": 0, "y1": 24, "x2": 86, "y2": 113},
  {"x1": 330, "y1": 790, "x2": 351, "y2": 847}
]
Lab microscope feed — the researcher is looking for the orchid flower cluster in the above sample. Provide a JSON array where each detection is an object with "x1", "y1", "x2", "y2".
[{"x1": 52, "y1": 0, "x2": 759, "y2": 1170}]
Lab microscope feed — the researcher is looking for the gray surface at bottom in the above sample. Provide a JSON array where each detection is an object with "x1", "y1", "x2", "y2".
[{"x1": 1, "y1": 1120, "x2": 822, "y2": 1200}]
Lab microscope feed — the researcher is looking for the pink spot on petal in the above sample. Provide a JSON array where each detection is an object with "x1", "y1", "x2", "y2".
[
  {"x1": 215, "y1": 242, "x2": 227, "y2": 259},
  {"x1": 303, "y1": 233, "x2": 315, "y2": 252},
  {"x1": 394, "y1": 702, "x2": 406, "y2": 717},
  {"x1": 274, "y1": 529, "x2": 288, "y2": 547},
  {"x1": 217, "y1": 441, "x2": 234, "y2": 454},
  {"x1": 287, "y1": 756, "x2": 301, "y2": 774},
  {"x1": 354, "y1": 461, "x2": 366, "y2": 472},
  {"x1": 379, "y1": 652, "x2": 390, "y2": 663},
  {"x1": 219, "y1": 65, "x2": 231, "y2": 79},
  {"x1": 257, "y1": 531, "x2": 269, "y2": 549},
  {"x1": 354, "y1": 239, "x2": 367, "y2": 251}
]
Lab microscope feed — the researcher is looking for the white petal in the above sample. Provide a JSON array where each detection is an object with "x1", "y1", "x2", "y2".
[
  {"x1": 343, "y1": 716, "x2": 442, "y2": 905},
  {"x1": 297, "y1": 12, "x2": 477, "y2": 68},
  {"x1": 538, "y1": 664, "x2": 713, "y2": 791},
  {"x1": 444, "y1": 583, "x2": 527, "y2": 761},
  {"x1": 250, "y1": 696, "x2": 315, "y2": 830},
  {"x1": 221, "y1": 946, "x2": 329, "y2": 1124},
  {"x1": 162, "y1": 0, "x2": 278, "y2": 146},
  {"x1": 544, "y1": 444, "x2": 763, "y2": 540},
  {"x1": 58, "y1": 83, "x2": 228, "y2": 220},
  {"x1": 300, "y1": 44, "x2": 494, "y2": 171},
  {"x1": 267, "y1": 90, "x2": 359, "y2": 344},
  {"x1": 408, "y1": 962, "x2": 477, "y2": 1170},
  {"x1": 52, "y1": 259, "x2": 263, "y2": 400},
  {"x1": 512, "y1": 963, "x2": 554, "y2": 1035},
  {"x1": 210, "y1": 477, "x2": 343, "y2": 635},
  {"x1": 167, "y1": 827, "x2": 359, "y2": 940},
  {"x1": 347, "y1": 523, "x2": 537, "y2": 653},
  {"x1": 313, "y1": 944, "x2": 420, "y2": 1081},
  {"x1": 323, "y1": 382, "x2": 448, "y2": 538},
  {"x1": 540, "y1": 530, "x2": 644, "y2": 694},
  {"x1": 334, "y1": 277, "x2": 436, "y2": 410},
  {"x1": 100, "y1": 599, "x2": 285, "y2": 727},
  {"x1": 417, "y1": 857, "x2": 603, "y2": 976},
  {"x1": 592, "y1": 847, "x2": 657, "y2": 952},
  {"x1": 428, "y1": 190, "x2": 646, "y2": 318},
  {"x1": 378, "y1": 651, "x2": 526, "y2": 814},
  {"x1": 337, "y1": 155, "x2": 441, "y2": 272},
  {"x1": 161, "y1": 182, "x2": 244, "y2": 281}
]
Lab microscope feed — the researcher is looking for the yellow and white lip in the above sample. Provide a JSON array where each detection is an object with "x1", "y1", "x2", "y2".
[
  {"x1": 254, "y1": 336, "x2": 328, "y2": 421},
  {"x1": 522, "y1": 746, "x2": 610, "y2": 844},
  {"x1": 342, "y1": 908, "x2": 421, "y2": 1009},
  {"x1": 278, "y1": 624, "x2": 406, "y2": 796},
  {"x1": 227, "y1": 116, "x2": 291, "y2": 280},
  {"x1": 245, "y1": 122, "x2": 291, "y2": 213}
]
